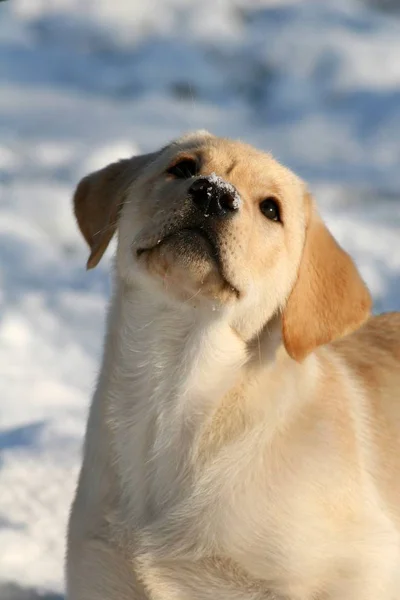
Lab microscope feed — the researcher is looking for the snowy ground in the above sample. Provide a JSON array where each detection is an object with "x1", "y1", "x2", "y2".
[{"x1": 0, "y1": 0, "x2": 400, "y2": 594}]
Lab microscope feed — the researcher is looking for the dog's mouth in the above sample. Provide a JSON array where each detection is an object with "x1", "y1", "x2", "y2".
[
  {"x1": 137, "y1": 226, "x2": 240, "y2": 298},
  {"x1": 137, "y1": 226, "x2": 216, "y2": 260}
]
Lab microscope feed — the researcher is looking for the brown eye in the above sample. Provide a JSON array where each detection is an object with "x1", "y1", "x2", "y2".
[
  {"x1": 260, "y1": 197, "x2": 281, "y2": 222},
  {"x1": 166, "y1": 158, "x2": 198, "y2": 179}
]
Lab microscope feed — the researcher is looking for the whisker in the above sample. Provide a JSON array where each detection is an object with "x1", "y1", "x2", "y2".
[
  {"x1": 92, "y1": 220, "x2": 118, "y2": 239},
  {"x1": 183, "y1": 287, "x2": 202, "y2": 305},
  {"x1": 135, "y1": 318, "x2": 158, "y2": 332}
]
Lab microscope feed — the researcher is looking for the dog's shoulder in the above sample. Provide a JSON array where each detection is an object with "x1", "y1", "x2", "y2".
[{"x1": 332, "y1": 312, "x2": 400, "y2": 371}]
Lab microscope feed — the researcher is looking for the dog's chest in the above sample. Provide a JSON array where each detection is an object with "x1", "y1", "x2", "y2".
[
  {"x1": 195, "y1": 439, "x2": 336, "y2": 588},
  {"x1": 133, "y1": 404, "x2": 344, "y2": 599},
  {"x1": 109, "y1": 308, "x2": 338, "y2": 596}
]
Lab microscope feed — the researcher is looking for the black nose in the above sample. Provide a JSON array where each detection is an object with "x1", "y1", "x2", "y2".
[{"x1": 188, "y1": 176, "x2": 240, "y2": 218}]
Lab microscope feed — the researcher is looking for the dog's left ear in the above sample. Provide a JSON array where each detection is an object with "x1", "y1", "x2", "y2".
[
  {"x1": 282, "y1": 194, "x2": 372, "y2": 361},
  {"x1": 74, "y1": 152, "x2": 157, "y2": 269}
]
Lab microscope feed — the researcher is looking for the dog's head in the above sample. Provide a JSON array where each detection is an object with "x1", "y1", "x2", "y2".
[{"x1": 74, "y1": 130, "x2": 371, "y2": 360}]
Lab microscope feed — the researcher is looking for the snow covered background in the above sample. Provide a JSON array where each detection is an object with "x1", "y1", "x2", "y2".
[{"x1": 0, "y1": 0, "x2": 400, "y2": 595}]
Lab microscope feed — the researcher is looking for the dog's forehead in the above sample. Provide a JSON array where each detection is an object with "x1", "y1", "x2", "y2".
[
  {"x1": 170, "y1": 136, "x2": 273, "y2": 168},
  {"x1": 166, "y1": 135, "x2": 300, "y2": 190}
]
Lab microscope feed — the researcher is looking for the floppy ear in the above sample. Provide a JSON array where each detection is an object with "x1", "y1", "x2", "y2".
[
  {"x1": 282, "y1": 196, "x2": 372, "y2": 361},
  {"x1": 73, "y1": 152, "x2": 156, "y2": 269}
]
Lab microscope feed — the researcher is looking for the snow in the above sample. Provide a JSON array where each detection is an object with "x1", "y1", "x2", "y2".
[
  {"x1": 0, "y1": 0, "x2": 400, "y2": 594},
  {"x1": 195, "y1": 173, "x2": 241, "y2": 213}
]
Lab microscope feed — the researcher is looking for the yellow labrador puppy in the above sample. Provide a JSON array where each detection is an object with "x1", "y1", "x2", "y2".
[{"x1": 67, "y1": 131, "x2": 400, "y2": 600}]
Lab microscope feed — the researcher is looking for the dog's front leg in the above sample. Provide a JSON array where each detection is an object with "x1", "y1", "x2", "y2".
[{"x1": 66, "y1": 537, "x2": 149, "y2": 600}]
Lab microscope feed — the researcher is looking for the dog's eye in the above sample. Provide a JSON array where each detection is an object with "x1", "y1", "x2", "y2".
[
  {"x1": 260, "y1": 198, "x2": 281, "y2": 222},
  {"x1": 167, "y1": 158, "x2": 198, "y2": 179}
]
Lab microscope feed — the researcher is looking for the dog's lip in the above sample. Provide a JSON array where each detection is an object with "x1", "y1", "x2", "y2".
[
  {"x1": 137, "y1": 226, "x2": 214, "y2": 257},
  {"x1": 136, "y1": 227, "x2": 240, "y2": 298}
]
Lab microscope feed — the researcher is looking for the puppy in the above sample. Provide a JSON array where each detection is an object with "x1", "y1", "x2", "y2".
[{"x1": 67, "y1": 131, "x2": 400, "y2": 600}]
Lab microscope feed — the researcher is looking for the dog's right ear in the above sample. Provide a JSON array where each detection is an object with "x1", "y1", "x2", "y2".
[{"x1": 73, "y1": 152, "x2": 157, "y2": 269}]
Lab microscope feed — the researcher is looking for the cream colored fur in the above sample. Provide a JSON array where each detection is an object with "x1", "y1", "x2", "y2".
[{"x1": 66, "y1": 131, "x2": 400, "y2": 600}]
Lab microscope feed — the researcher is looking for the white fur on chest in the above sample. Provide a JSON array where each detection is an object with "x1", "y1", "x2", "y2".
[{"x1": 105, "y1": 282, "x2": 246, "y2": 525}]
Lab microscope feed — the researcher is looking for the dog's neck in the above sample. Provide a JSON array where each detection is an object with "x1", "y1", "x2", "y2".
[{"x1": 102, "y1": 277, "x2": 260, "y2": 523}]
